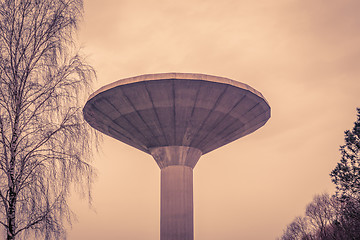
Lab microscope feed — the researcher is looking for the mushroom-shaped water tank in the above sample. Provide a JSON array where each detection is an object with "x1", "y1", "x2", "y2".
[{"x1": 83, "y1": 73, "x2": 271, "y2": 240}]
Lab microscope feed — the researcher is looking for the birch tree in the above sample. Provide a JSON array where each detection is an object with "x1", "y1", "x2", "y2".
[{"x1": 0, "y1": 0, "x2": 96, "y2": 239}]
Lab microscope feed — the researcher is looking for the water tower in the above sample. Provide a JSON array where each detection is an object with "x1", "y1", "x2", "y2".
[{"x1": 83, "y1": 73, "x2": 270, "y2": 240}]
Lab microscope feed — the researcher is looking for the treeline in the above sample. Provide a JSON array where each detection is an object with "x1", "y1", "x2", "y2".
[{"x1": 278, "y1": 108, "x2": 360, "y2": 240}]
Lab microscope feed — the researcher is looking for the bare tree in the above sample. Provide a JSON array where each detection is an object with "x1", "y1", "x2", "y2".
[
  {"x1": 279, "y1": 216, "x2": 313, "y2": 240},
  {"x1": 280, "y1": 109, "x2": 360, "y2": 240},
  {"x1": 305, "y1": 193, "x2": 339, "y2": 240},
  {"x1": 0, "y1": 0, "x2": 96, "y2": 239},
  {"x1": 278, "y1": 194, "x2": 343, "y2": 240}
]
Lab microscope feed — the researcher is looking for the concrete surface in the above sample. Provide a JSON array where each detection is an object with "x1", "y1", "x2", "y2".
[
  {"x1": 83, "y1": 73, "x2": 271, "y2": 240},
  {"x1": 150, "y1": 146, "x2": 202, "y2": 169},
  {"x1": 83, "y1": 73, "x2": 270, "y2": 154},
  {"x1": 161, "y1": 165, "x2": 193, "y2": 240}
]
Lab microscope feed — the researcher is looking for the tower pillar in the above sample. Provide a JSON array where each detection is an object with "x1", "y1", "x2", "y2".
[{"x1": 150, "y1": 146, "x2": 202, "y2": 240}]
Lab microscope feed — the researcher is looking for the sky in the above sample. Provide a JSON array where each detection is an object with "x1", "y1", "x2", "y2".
[{"x1": 68, "y1": 0, "x2": 360, "y2": 239}]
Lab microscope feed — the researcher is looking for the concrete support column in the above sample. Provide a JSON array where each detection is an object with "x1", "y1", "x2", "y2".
[
  {"x1": 149, "y1": 146, "x2": 202, "y2": 240},
  {"x1": 161, "y1": 165, "x2": 193, "y2": 240}
]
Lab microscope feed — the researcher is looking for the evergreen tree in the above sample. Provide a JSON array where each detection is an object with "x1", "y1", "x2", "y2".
[
  {"x1": 331, "y1": 108, "x2": 360, "y2": 200},
  {"x1": 330, "y1": 108, "x2": 360, "y2": 238}
]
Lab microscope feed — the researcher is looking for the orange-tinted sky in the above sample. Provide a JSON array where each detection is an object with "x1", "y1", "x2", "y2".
[{"x1": 68, "y1": 1, "x2": 360, "y2": 239}]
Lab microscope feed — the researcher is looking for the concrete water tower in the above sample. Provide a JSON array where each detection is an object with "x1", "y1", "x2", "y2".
[{"x1": 83, "y1": 73, "x2": 270, "y2": 240}]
